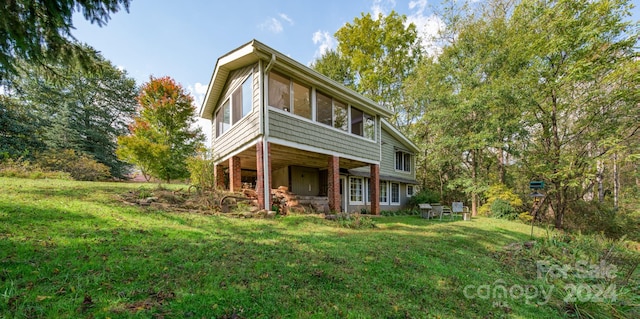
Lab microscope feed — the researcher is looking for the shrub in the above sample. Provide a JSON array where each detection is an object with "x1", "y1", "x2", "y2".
[
  {"x1": 479, "y1": 184, "x2": 523, "y2": 217},
  {"x1": 0, "y1": 157, "x2": 72, "y2": 180},
  {"x1": 490, "y1": 198, "x2": 518, "y2": 220},
  {"x1": 186, "y1": 153, "x2": 216, "y2": 191},
  {"x1": 36, "y1": 149, "x2": 111, "y2": 181},
  {"x1": 408, "y1": 188, "x2": 441, "y2": 208}
]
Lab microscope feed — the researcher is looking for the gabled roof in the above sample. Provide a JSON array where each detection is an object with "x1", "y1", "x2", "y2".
[
  {"x1": 199, "y1": 39, "x2": 393, "y2": 120},
  {"x1": 381, "y1": 118, "x2": 420, "y2": 154}
]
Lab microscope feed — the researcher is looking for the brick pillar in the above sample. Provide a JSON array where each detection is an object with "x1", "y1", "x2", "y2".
[
  {"x1": 215, "y1": 164, "x2": 225, "y2": 189},
  {"x1": 328, "y1": 155, "x2": 340, "y2": 212},
  {"x1": 256, "y1": 141, "x2": 272, "y2": 210},
  {"x1": 229, "y1": 156, "x2": 241, "y2": 192},
  {"x1": 370, "y1": 164, "x2": 380, "y2": 215}
]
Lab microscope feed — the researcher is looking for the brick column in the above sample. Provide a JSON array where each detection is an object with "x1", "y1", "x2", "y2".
[
  {"x1": 328, "y1": 155, "x2": 340, "y2": 212},
  {"x1": 215, "y1": 164, "x2": 225, "y2": 189},
  {"x1": 370, "y1": 164, "x2": 380, "y2": 215},
  {"x1": 229, "y1": 156, "x2": 242, "y2": 192}
]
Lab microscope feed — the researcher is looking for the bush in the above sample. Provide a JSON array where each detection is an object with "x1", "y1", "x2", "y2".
[
  {"x1": 186, "y1": 152, "x2": 216, "y2": 191},
  {"x1": 0, "y1": 157, "x2": 72, "y2": 180},
  {"x1": 563, "y1": 200, "x2": 636, "y2": 239},
  {"x1": 479, "y1": 184, "x2": 523, "y2": 217},
  {"x1": 408, "y1": 188, "x2": 441, "y2": 208},
  {"x1": 36, "y1": 149, "x2": 111, "y2": 181},
  {"x1": 490, "y1": 198, "x2": 518, "y2": 220}
]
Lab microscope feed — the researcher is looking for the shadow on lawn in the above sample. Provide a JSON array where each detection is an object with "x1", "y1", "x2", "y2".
[{"x1": 0, "y1": 199, "x2": 561, "y2": 319}]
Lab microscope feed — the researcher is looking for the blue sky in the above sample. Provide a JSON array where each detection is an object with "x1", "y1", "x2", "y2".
[
  {"x1": 71, "y1": 0, "x2": 640, "y2": 142},
  {"x1": 71, "y1": 0, "x2": 448, "y2": 142}
]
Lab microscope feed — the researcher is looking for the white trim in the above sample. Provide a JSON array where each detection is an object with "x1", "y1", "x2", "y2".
[
  {"x1": 390, "y1": 182, "x2": 401, "y2": 206},
  {"x1": 381, "y1": 118, "x2": 419, "y2": 153},
  {"x1": 364, "y1": 177, "x2": 371, "y2": 205},
  {"x1": 340, "y1": 176, "x2": 348, "y2": 212},
  {"x1": 379, "y1": 180, "x2": 389, "y2": 205},
  {"x1": 268, "y1": 137, "x2": 379, "y2": 165},
  {"x1": 349, "y1": 176, "x2": 364, "y2": 205}
]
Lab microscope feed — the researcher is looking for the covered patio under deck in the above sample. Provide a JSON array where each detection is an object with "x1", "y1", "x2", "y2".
[{"x1": 214, "y1": 141, "x2": 380, "y2": 214}]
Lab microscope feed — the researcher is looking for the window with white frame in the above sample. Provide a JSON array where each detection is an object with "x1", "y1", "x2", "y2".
[
  {"x1": 364, "y1": 178, "x2": 371, "y2": 204},
  {"x1": 407, "y1": 185, "x2": 415, "y2": 197},
  {"x1": 379, "y1": 181, "x2": 388, "y2": 204},
  {"x1": 395, "y1": 151, "x2": 411, "y2": 172},
  {"x1": 268, "y1": 71, "x2": 311, "y2": 120},
  {"x1": 215, "y1": 73, "x2": 253, "y2": 138},
  {"x1": 391, "y1": 183, "x2": 400, "y2": 205},
  {"x1": 350, "y1": 177, "x2": 363, "y2": 204}
]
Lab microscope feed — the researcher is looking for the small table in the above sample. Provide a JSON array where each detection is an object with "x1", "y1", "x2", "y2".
[{"x1": 419, "y1": 203, "x2": 433, "y2": 219}]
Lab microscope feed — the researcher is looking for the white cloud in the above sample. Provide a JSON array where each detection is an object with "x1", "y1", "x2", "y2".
[
  {"x1": 371, "y1": 0, "x2": 396, "y2": 19},
  {"x1": 279, "y1": 13, "x2": 294, "y2": 25},
  {"x1": 406, "y1": 0, "x2": 445, "y2": 56},
  {"x1": 260, "y1": 17, "x2": 283, "y2": 33},
  {"x1": 312, "y1": 30, "x2": 337, "y2": 58}
]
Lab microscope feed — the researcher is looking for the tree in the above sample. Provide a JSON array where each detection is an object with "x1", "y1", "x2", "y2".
[
  {"x1": 0, "y1": 0, "x2": 130, "y2": 81},
  {"x1": 407, "y1": 0, "x2": 639, "y2": 228},
  {"x1": 3, "y1": 52, "x2": 138, "y2": 178},
  {"x1": 0, "y1": 95, "x2": 46, "y2": 159},
  {"x1": 117, "y1": 76, "x2": 204, "y2": 183},
  {"x1": 312, "y1": 11, "x2": 424, "y2": 127}
]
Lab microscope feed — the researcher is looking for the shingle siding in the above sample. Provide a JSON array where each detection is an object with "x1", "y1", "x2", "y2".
[
  {"x1": 269, "y1": 110, "x2": 379, "y2": 162},
  {"x1": 380, "y1": 129, "x2": 415, "y2": 180}
]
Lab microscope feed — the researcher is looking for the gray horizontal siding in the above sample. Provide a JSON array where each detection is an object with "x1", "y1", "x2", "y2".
[
  {"x1": 380, "y1": 129, "x2": 415, "y2": 180},
  {"x1": 213, "y1": 110, "x2": 260, "y2": 159},
  {"x1": 269, "y1": 110, "x2": 379, "y2": 162}
]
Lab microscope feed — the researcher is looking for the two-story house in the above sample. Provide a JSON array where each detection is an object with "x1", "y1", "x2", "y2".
[{"x1": 199, "y1": 40, "x2": 419, "y2": 214}]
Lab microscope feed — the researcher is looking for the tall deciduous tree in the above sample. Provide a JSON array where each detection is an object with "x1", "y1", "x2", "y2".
[
  {"x1": 313, "y1": 11, "x2": 424, "y2": 127},
  {"x1": 3, "y1": 53, "x2": 138, "y2": 178},
  {"x1": 408, "y1": 0, "x2": 639, "y2": 227},
  {"x1": 0, "y1": 0, "x2": 130, "y2": 81},
  {"x1": 117, "y1": 76, "x2": 204, "y2": 183}
]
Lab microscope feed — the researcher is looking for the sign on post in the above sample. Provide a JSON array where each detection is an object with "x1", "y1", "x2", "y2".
[{"x1": 529, "y1": 181, "x2": 545, "y2": 189}]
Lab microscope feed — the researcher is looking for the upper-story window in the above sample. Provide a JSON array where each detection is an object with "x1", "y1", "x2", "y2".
[
  {"x1": 350, "y1": 107, "x2": 375, "y2": 139},
  {"x1": 215, "y1": 73, "x2": 253, "y2": 138},
  {"x1": 268, "y1": 71, "x2": 311, "y2": 120},
  {"x1": 395, "y1": 151, "x2": 411, "y2": 172},
  {"x1": 270, "y1": 71, "x2": 376, "y2": 140}
]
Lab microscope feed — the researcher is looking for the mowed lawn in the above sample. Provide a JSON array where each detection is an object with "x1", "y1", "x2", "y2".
[{"x1": 0, "y1": 177, "x2": 575, "y2": 318}]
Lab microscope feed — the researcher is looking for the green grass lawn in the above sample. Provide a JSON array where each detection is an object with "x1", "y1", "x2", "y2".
[{"x1": 0, "y1": 177, "x2": 636, "y2": 318}]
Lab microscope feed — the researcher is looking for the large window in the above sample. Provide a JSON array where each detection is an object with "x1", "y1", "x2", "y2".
[
  {"x1": 293, "y1": 82, "x2": 311, "y2": 119},
  {"x1": 395, "y1": 151, "x2": 411, "y2": 172},
  {"x1": 268, "y1": 72, "x2": 290, "y2": 111},
  {"x1": 379, "y1": 181, "x2": 388, "y2": 204},
  {"x1": 269, "y1": 71, "x2": 378, "y2": 140},
  {"x1": 391, "y1": 183, "x2": 400, "y2": 205},
  {"x1": 334, "y1": 100, "x2": 348, "y2": 131},
  {"x1": 350, "y1": 177, "x2": 363, "y2": 204},
  {"x1": 215, "y1": 100, "x2": 231, "y2": 137},
  {"x1": 316, "y1": 91, "x2": 332, "y2": 126},
  {"x1": 350, "y1": 107, "x2": 375, "y2": 141},
  {"x1": 242, "y1": 76, "x2": 253, "y2": 118},
  {"x1": 215, "y1": 73, "x2": 253, "y2": 138},
  {"x1": 269, "y1": 72, "x2": 311, "y2": 120}
]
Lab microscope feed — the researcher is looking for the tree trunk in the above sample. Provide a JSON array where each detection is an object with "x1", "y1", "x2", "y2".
[
  {"x1": 471, "y1": 149, "x2": 479, "y2": 217},
  {"x1": 613, "y1": 152, "x2": 619, "y2": 210},
  {"x1": 597, "y1": 160, "x2": 605, "y2": 202},
  {"x1": 497, "y1": 127, "x2": 505, "y2": 184}
]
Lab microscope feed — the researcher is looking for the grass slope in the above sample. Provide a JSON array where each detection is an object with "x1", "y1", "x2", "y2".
[{"x1": 0, "y1": 177, "x2": 630, "y2": 318}]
